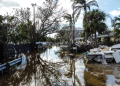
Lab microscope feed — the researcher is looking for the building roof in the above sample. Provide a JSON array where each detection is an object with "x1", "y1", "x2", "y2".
[
  {"x1": 75, "y1": 27, "x2": 84, "y2": 31},
  {"x1": 97, "y1": 32, "x2": 114, "y2": 38},
  {"x1": 75, "y1": 37, "x2": 84, "y2": 39}
]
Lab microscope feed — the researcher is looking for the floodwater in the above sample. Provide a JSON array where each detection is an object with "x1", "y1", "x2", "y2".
[{"x1": 0, "y1": 46, "x2": 120, "y2": 86}]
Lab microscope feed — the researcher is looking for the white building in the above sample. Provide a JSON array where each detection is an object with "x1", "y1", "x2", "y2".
[{"x1": 75, "y1": 27, "x2": 84, "y2": 41}]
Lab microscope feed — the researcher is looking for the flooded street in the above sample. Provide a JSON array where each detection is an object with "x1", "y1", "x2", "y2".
[{"x1": 0, "y1": 46, "x2": 120, "y2": 86}]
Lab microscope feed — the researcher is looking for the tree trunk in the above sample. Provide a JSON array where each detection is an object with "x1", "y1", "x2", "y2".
[
  {"x1": 72, "y1": 5, "x2": 75, "y2": 44},
  {"x1": 94, "y1": 31, "x2": 97, "y2": 48},
  {"x1": 84, "y1": 6, "x2": 87, "y2": 44},
  {"x1": 85, "y1": 32, "x2": 87, "y2": 44},
  {"x1": 90, "y1": 34, "x2": 92, "y2": 42}
]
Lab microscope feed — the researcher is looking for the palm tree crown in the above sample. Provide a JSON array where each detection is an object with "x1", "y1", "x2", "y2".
[
  {"x1": 114, "y1": 15, "x2": 120, "y2": 29},
  {"x1": 85, "y1": 9, "x2": 107, "y2": 47},
  {"x1": 114, "y1": 15, "x2": 120, "y2": 41},
  {"x1": 64, "y1": 14, "x2": 73, "y2": 41}
]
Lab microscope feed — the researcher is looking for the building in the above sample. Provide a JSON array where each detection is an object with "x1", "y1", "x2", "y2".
[
  {"x1": 97, "y1": 32, "x2": 114, "y2": 42},
  {"x1": 75, "y1": 27, "x2": 84, "y2": 41}
]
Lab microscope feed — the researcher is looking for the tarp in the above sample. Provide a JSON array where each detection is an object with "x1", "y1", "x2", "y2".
[
  {"x1": 111, "y1": 44, "x2": 120, "y2": 49},
  {"x1": 113, "y1": 51, "x2": 120, "y2": 63}
]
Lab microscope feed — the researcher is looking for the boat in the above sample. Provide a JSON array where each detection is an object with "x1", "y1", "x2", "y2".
[
  {"x1": 87, "y1": 44, "x2": 120, "y2": 64},
  {"x1": 103, "y1": 51, "x2": 114, "y2": 62},
  {"x1": 110, "y1": 44, "x2": 120, "y2": 51},
  {"x1": 87, "y1": 50, "x2": 103, "y2": 62}
]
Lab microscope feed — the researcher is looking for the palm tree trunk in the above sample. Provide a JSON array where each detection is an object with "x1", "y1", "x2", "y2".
[
  {"x1": 91, "y1": 33, "x2": 93, "y2": 46},
  {"x1": 90, "y1": 33, "x2": 92, "y2": 42},
  {"x1": 84, "y1": 6, "x2": 87, "y2": 44},
  {"x1": 85, "y1": 32, "x2": 87, "y2": 44},
  {"x1": 94, "y1": 31, "x2": 97, "y2": 47},
  {"x1": 72, "y1": 5, "x2": 75, "y2": 44}
]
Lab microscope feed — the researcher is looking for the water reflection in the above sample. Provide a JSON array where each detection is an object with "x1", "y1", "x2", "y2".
[
  {"x1": 0, "y1": 46, "x2": 120, "y2": 86},
  {"x1": 0, "y1": 46, "x2": 85, "y2": 86},
  {"x1": 85, "y1": 64, "x2": 120, "y2": 86},
  {"x1": 84, "y1": 64, "x2": 107, "y2": 86}
]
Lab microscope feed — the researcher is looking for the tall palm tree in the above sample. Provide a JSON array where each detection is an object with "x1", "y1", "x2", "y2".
[
  {"x1": 83, "y1": 18, "x2": 94, "y2": 42},
  {"x1": 114, "y1": 15, "x2": 120, "y2": 28},
  {"x1": 71, "y1": 0, "x2": 98, "y2": 44},
  {"x1": 85, "y1": 9, "x2": 107, "y2": 47},
  {"x1": 64, "y1": 14, "x2": 73, "y2": 42},
  {"x1": 114, "y1": 15, "x2": 120, "y2": 42}
]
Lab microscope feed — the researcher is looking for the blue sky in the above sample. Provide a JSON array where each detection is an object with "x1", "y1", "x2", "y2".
[
  {"x1": 98, "y1": 0, "x2": 120, "y2": 15},
  {"x1": 75, "y1": 0, "x2": 120, "y2": 30},
  {"x1": 98, "y1": 0, "x2": 120, "y2": 29}
]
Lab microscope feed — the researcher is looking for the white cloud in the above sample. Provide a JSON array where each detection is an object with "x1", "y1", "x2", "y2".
[
  {"x1": 59, "y1": 0, "x2": 73, "y2": 14},
  {"x1": 57, "y1": 0, "x2": 84, "y2": 27},
  {"x1": 0, "y1": 0, "x2": 20, "y2": 15},
  {"x1": 0, "y1": 0, "x2": 20, "y2": 8},
  {"x1": 0, "y1": 0, "x2": 45, "y2": 15},
  {"x1": 12, "y1": 0, "x2": 44, "y2": 7},
  {"x1": 0, "y1": 0, "x2": 83, "y2": 27},
  {"x1": 109, "y1": 8, "x2": 120, "y2": 16}
]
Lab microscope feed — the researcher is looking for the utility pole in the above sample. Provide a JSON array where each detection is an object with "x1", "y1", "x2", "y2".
[
  {"x1": 31, "y1": 3, "x2": 37, "y2": 50},
  {"x1": 31, "y1": 3, "x2": 36, "y2": 26}
]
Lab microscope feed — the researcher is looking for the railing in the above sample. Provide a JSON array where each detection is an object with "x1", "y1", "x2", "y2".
[
  {"x1": 0, "y1": 58, "x2": 21, "y2": 72},
  {"x1": 0, "y1": 63, "x2": 6, "y2": 71},
  {"x1": 9, "y1": 58, "x2": 21, "y2": 66}
]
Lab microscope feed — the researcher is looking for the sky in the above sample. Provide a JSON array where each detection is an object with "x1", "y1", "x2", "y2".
[{"x1": 0, "y1": 0, "x2": 120, "y2": 37}]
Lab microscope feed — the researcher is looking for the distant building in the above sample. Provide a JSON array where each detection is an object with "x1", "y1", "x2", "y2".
[
  {"x1": 75, "y1": 27, "x2": 84, "y2": 41},
  {"x1": 96, "y1": 32, "x2": 114, "y2": 42}
]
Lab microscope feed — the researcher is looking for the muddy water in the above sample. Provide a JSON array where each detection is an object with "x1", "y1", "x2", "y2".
[{"x1": 0, "y1": 46, "x2": 120, "y2": 86}]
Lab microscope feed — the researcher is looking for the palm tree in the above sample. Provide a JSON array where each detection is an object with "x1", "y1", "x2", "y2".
[
  {"x1": 114, "y1": 15, "x2": 120, "y2": 28},
  {"x1": 85, "y1": 9, "x2": 107, "y2": 47},
  {"x1": 64, "y1": 14, "x2": 73, "y2": 42},
  {"x1": 114, "y1": 15, "x2": 120, "y2": 42},
  {"x1": 114, "y1": 28, "x2": 120, "y2": 39},
  {"x1": 71, "y1": 0, "x2": 98, "y2": 44}
]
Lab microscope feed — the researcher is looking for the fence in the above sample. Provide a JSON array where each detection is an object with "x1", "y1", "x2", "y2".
[{"x1": 3, "y1": 43, "x2": 32, "y2": 56}]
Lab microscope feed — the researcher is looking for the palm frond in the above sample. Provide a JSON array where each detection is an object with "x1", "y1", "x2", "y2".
[
  {"x1": 115, "y1": 23, "x2": 120, "y2": 27},
  {"x1": 87, "y1": 1, "x2": 99, "y2": 7},
  {"x1": 64, "y1": 14, "x2": 72, "y2": 22},
  {"x1": 115, "y1": 16, "x2": 120, "y2": 22},
  {"x1": 74, "y1": 9, "x2": 81, "y2": 22},
  {"x1": 87, "y1": 6, "x2": 90, "y2": 11},
  {"x1": 114, "y1": 28, "x2": 120, "y2": 37},
  {"x1": 74, "y1": 5, "x2": 84, "y2": 9}
]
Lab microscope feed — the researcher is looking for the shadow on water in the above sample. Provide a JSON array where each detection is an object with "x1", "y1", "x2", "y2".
[{"x1": 0, "y1": 46, "x2": 120, "y2": 86}]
